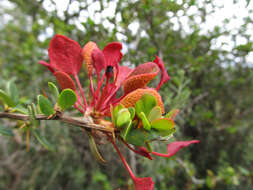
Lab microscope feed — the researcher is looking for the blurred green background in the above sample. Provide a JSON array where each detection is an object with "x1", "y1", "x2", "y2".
[{"x1": 0, "y1": 0, "x2": 252, "y2": 189}]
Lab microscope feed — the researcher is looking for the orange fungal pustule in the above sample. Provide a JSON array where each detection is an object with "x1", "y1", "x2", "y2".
[
  {"x1": 123, "y1": 62, "x2": 159, "y2": 94},
  {"x1": 82, "y1": 41, "x2": 98, "y2": 76}
]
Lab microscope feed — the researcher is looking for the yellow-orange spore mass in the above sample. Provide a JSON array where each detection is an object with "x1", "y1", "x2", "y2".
[
  {"x1": 123, "y1": 73, "x2": 158, "y2": 94},
  {"x1": 120, "y1": 88, "x2": 164, "y2": 113},
  {"x1": 82, "y1": 41, "x2": 97, "y2": 75},
  {"x1": 123, "y1": 62, "x2": 159, "y2": 94}
]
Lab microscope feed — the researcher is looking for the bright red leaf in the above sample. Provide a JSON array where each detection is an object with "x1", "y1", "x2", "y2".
[
  {"x1": 133, "y1": 177, "x2": 154, "y2": 190},
  {"x1": 154, "y1": 56, "x2": 170, "y2": 91},
  {"x1": 54, "y1": 71, "x2": 76, "y2": 91},
  {"x1": 151, "y1": 140, "x2": 200, "y2": 158},
  {"x1": 102, "y1": 42, "x2": 122, "y2": 67},
  {"x1": 48, "y1": 35, "x2": 83, "y2": 76}
]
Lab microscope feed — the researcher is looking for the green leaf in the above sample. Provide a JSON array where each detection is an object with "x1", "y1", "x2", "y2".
[
  {"x1": 0, "y1": 89, "x2": 15, "y2": 107},
  {"x1": 0, "y1": 126, "x2": 14, "y2": 137},
  {"x1": 112, "y1": 104, "x2": 125, "y2": 125},
  {"x1": 33, "y1": 129, "x2": 55, "y2": 151},
  {"x1": 126, "y1": 128, "x2": 149, "y2": 146},
  {"x1": 135, "y1": 94, "x2": 157, "y2": 117},
  {"x1": 128, "y1": 107, "x2": 135, "y2": 120},
  {"x1": 58, "y1": 89, "x2": 77, "y2": 110},
  {"x1": 120, "y1": 120, "x2": 132, "y2": 140},
  {"x1": 37, "y1": 95, "x2": 55, "y2": 116},
  {"x1": 48, "y1": 82, "x2": 59, "y2": 100},
  {"x1": 151, "y1": 118, "x2": 175, "y2": 137},
  {"x1": 116, "y1": 108, "x2": 131, "y2": 128},
  {"x1": 148, "y1": 106, "x2": 162, "y2": 122},
  {"x1": 7, "y1": 80, "x2": 19, "y2": 105},
  {"x1": 139, "y1": 112, "x2": 151, "y2": 131}
]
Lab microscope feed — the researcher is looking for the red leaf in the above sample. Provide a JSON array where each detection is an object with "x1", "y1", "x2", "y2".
[
  {"x1": 92, "y1": 48, "x2": 106, "y2": 77},
  {"x1": 38, "y1": 60, "x2": 55, "y2": 73},
  {"x1": 102, "y1": 42, "x2": 122, "y2": 67},
  {"x1": 123, "y1": 62, "x2": 159, "y2": 94},
  {"x1": 48, "y1": 35, "x2": 83, "y2": 75},
  {"x1": 115, "y1": 66, "x2": 133, "y2": 86},
  {"x1": 151, "y1": 140, "x2": 200, "y2": 158},
  {"x1": 54, "y1": 71, "x2": 76, "y2": 91},
  {"x1": 134, "y1": 177, "x2": 154, "y2": 190},
  {"x1": 154, "y1": 56, "x2": 170, "y2": 90}
]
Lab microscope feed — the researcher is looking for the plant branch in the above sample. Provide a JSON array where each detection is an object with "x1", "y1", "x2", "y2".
[{"x1": 0, "y1": 112, "x2": 114, "y2": 133}]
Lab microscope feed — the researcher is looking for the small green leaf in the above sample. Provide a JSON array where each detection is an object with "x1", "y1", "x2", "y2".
[
  {"x1": 135, "y1": 94, "x2": 157, "y2": 117},
  {"x1": 135, "y1": 99, "x2": 145, "y2": 117},
  {"x1": 148, "y1": 106, "x2": 162, "y2": 122},
  {"x1": 33, "y1": 129, "x2": 55, "y2": 151},
  {"x1": 151, "y1": 118, "x2": 174, "y2": 130},
  {"x1": 126, "y1": 128, "x2": 149, "y2": 146},
  {"x1": 7, "y1": 80, "x2": 19, "y2": 105},
  {"x1": 151, "y1": 118, "x2": 175, "y2": 136},
  {"x1": 116, "y1": 108, "x2": 131, "y2": 128},
  {"x1": 0, "y1": 89, "x2": 15, "y2": 107},
  {"x1": 58, "y1": 89, "x2": 77, "y2": 110},
  {"x1": 120, "y1": 120, "x2": 132, "y2": 140},
  {"x1": 128, "y1": 107, "x2": 135, "y2": 120},
  {"x1": 139, "y1": 112, "x2": 151, "y2": 131},
  {"x1": 37, "y1": 95, "x2": 55, "y2": 116},
  {"x1": 48, "y1": 82, "x2": 59, "y2": 100},
  {"x1": 112, "y1": 104, "x2": 125, "y2": 125},
  {"x1": 0, "y1": 126, "x2": 14, "y2": 137},
  {"x1": 141, "y1": 93, "x2": 157, "y2": 115}
]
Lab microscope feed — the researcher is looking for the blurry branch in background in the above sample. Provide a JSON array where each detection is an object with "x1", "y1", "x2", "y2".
[
  {"x1": 176, "y1": 158, "x2": 205, "y2": 185},
  {"x1": 0, "y1": 112, "x2": 114, "y2": 133}
]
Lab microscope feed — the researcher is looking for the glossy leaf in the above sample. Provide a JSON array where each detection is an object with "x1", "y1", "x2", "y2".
[
  {"x1": 48, "y1": 82, "x2": 59, "y2": 100},
  {"x1": 148, "y1": 106, "x2": 162, "y2": 122},
  {"x1": 37, "y1": 95, "x2": 55, "y2": 116},
  {"x1": 116, "y1": 108, "x2": 131, "y2": 128},
  {"x1": 139, "y1": 112, "x2": 151, "y2": 131},
  {"x1": 58, "y1": 89, "x2": 77, "y2": 110},
  {"x1": 111, "y1": 104, "x2": 125, "y2": 126},
  {"x1": 128, "y1": 107, "x2": 135, "y2": 120},
  {"x1": 135, "y1": 94, "x2": 157, "y2": 117},
  {"x1": 151, "y1": 118, "x2": 175, "y2": 136}
]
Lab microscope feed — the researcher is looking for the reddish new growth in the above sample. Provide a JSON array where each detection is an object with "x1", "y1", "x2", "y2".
[{"x1": 39, "y1": 34, "x2": 199, "y2": 190}]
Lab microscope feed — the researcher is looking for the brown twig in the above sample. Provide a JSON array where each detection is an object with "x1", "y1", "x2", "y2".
[{"x1": 0, "y1": 112, "x2": 114, "y2": 133}]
